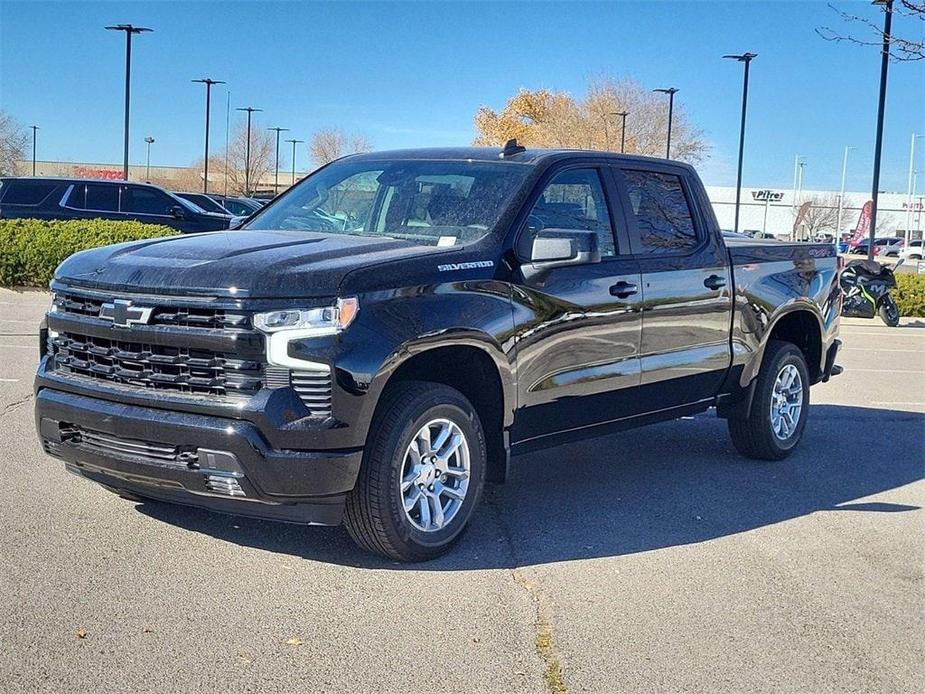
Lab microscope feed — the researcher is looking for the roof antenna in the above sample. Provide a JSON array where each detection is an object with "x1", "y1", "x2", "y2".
[{"x1": 499, "y1": 138, "x2": 526, "y2": 159}]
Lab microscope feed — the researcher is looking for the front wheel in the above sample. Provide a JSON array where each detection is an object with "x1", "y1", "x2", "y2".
[
  {"x1": 728, "y1": 340, "x2": 810, "y2": 461},
  {"x1": 344, "y1": 381, "x2": 486, "y2": 561},
  {"x1": 878, "y1": 296, "x2": 900, "y2": 327}
]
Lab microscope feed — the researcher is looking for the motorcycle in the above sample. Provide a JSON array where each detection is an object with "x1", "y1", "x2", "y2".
[{"x1": 840, "y1": 259, "x2": 900, "y2": 327}]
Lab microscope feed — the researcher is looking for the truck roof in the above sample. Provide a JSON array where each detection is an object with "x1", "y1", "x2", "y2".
[{"x1": 346, "y1": 146, "x2": 697, "y2": 172}]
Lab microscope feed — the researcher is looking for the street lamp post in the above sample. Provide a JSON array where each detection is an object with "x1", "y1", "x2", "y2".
[
  {"x1": 235, "y1": 106, "x2": 262, "y2": 196},
  {"x1": 616, "y1": 111, "x2": 629, "y2": 153},
  {"x1": 653, "y1": 88, "x2": 679, "y2": 159},
  {"x1": 867, "y1": 0, "x2": 893, "y2": 260},
  {"x1": 105, "y1": 24, "x2": 152, "y2": 181},
  {"x1": 268, "y1": 127, "x2": 289, "y2": 196},
  {"x1": 193, "y1": 78, "x2": 225, "y2": 194},
  {"x1": 905, "y1": 134, "x2": 924, "y2": 239},
  {"x1": 837, "y1": 146, "x2": 855, "y2": 236},
  {"x1": 144, "y1": 136, "x2": 154, "y2": 181},
  {"x1": 723, "y1": 53, "x2": 757, "y2": 234},
  {"x1": 286, "y1": 138, "x2": 304, "y2": 187},
  {"x1": 791, "y1": 155, "x2": 806, "y2": 211},
  {"x1": 29, "y1": 125, "x2": 38, "y2": 175}
]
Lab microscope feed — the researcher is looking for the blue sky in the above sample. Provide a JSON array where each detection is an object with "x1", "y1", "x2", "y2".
[{"x1": 1, "y1": 0, "x2": 923, "y2": 191}]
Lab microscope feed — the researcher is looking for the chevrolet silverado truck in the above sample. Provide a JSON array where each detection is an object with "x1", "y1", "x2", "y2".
[{"x1": 35, "y1": 144, "x2": 842, "y2": 561}]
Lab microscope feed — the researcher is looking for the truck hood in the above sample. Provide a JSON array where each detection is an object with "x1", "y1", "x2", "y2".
[{"x1": 55, "y1": 230, "x2": 435, "y2": 298}]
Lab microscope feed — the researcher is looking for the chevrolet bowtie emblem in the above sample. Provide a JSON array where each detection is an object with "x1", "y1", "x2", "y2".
[{"x1": 99, "y1": 299, "x2": 153, "y2": 328}]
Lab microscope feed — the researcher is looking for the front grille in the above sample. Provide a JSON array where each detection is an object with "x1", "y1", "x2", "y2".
[
  {"x1": 53, "y1": 292, "x2": 249, "y2": 330},
  {"x1": 50, "y1": 332, "x2": 262, "y2": 397}
]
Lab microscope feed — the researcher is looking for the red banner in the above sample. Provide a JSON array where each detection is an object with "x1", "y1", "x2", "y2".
[{"x1": 850, "y1": 200, "x2": 872, "y2": 246}]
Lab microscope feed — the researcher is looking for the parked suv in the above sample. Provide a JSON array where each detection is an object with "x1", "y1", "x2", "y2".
[
  {"x1": 35, "y1": 146, "x2": 842, "y2": 561},
  {"x1": 0, "y1": 177, "x2": 232, "y2": 233},
  {"x1": 174, "y1": 191, "x2": 233, "y2": 215},
  {"x1": 207, "y1": 195, "x2": 263, "y2": 217},
  {"x1": 900, "y1": 239, "x2": 923, "y2": 260}
]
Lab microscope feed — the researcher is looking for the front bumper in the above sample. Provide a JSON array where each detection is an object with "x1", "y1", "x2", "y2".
[{"x1": 35, "y1": 387, "x2": 363, "y2": 525}]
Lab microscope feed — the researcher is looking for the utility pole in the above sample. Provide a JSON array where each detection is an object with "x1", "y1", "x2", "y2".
[
  {"x1": 144, "y1": 136, "x2": 154, "y2": 181},
  {"x1": 653, "y1": 88, "x2": 679, "y2": 159},
  {"x1": 29, "y1": 125, "x2": 38, "y2": 175},
  {"x1": 723, "y1": 52, "x2": 757, "y2": 233},
  {"x1": 837, "y1": 146, "x2": 855, "y2": 236},
  {"x1": 105, "y1": 24, "x2": 152, "y2": 181},
  {"x1": 268, "y1": 126, "x2": 289, "y2": 196},
  {"x1": 286, "y1": 138, "x2": 304, "y2": 187},
  {"x1": 905, "y1": 134, "x2": 924, "y2": 239},
  {"x1": 193, "y1": 78, "x2": 225, "y2": 193},
  {"x1": 867, "y1": 0, "x2": 893, "y2": 259},
  {"x1": 616, "y1": 111, "x2": 629, "y2": 153},
  {"x1": 236, "y1": 106, "x2": 262, "y2": 196}
]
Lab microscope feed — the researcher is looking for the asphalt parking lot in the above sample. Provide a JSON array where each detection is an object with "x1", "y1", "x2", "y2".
[{"x1": 1, "y1": 288, "x2": 922, "y2": 693}]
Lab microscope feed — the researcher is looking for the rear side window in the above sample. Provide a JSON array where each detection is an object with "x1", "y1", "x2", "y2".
[
  {"x1": 622, "y1": 170, "x2": 698, "y2": 254},
  {"x1": 0, "y1": 180, "x2": 58, "y2": 205},
  {"x1": 68, "y1": 184, "x2": 121, "y2": 212}
]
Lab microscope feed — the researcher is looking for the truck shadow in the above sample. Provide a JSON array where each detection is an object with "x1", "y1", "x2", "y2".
[{"x1": 134, "y1": 404, "x2": 924, "y2": 570}]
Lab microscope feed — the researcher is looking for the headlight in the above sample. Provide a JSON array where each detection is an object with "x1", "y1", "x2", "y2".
[{"x1": 254, "y1": 297, "x2": 359, "y2": 334}]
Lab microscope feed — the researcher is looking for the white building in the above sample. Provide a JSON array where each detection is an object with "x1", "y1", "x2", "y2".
[{"x1": 706, "y1": 185, "x2": 924, "y2": 241}]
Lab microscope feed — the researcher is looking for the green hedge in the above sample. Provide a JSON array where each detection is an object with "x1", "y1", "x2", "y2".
[
  {"x1": 0, "y1": 218, "x2": 177, "y2": 288},
  {"x1": 895, "y1": 273, "x2": 925, "y2": 318}
]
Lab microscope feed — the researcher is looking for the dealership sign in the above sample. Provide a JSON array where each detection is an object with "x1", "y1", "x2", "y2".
[{"x1": 751, "y1": 190, "x2": 784, "y2": 202}]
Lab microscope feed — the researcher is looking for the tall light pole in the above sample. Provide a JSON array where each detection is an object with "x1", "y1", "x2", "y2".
[
  {"x1": 193, "y1": 78, "x2": 225, "y2": 194},
  {"x1": 268, "y1": 127, "x2": 289, "y2": 196},
  {"x1": 105, "y1": 24, "x2": 152, "y2": 181},
  {"x1": 653, "y1": 88, "x2": 679, "y2": 158},
  {"x1": 144, "y1": 136, "x2": 154, "y2": 181},
  {"x1": 905, "y1": 134, "x2": 924, "y2": 239},
  {"x1": 792, "y1": 155, "x2": 806, "y2": 211},
  {"x1": 236, "y1": 106, "x2": 262, "y2": 196},
  {"x1": 868, "y1": 0, "x2": 893, "y2": 259},
  {"x1": 614, "y1": 111, "x2": 629, "y2": 153},
  {"x1": 29, "y1": 125, "x2": 38, "y2": 175},
  {"x1": 286, "y1": 138, "x2": 304, "y2": 187},
  {"x1": 723, "y1": 52, "x2": 757, "y2": 233},
  {"x1": 837, "y1": 146, "x2": 855, "y2": 235}
]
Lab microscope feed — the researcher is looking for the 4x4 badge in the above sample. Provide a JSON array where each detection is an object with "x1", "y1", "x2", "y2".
[{"x1": 99, "y1": 300, "x2": 153, "y2": 328}]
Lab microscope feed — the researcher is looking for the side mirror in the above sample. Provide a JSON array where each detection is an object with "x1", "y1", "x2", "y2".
[
  {"x1": 169, "y1": 205, "x2": 187, "y2": 220},
  {"x1": 522, "y1": 229, "x2": 601, "y2": 279}
]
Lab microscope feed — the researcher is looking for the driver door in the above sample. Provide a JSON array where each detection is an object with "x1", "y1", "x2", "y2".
[{"x1": 511, "y1": 165, "x2": 643, "y2": 447}]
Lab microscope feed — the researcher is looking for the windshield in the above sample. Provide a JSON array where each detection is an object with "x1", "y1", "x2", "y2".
[{"x1": 247, "y1": 158, "x2": 531, "y2": 246}]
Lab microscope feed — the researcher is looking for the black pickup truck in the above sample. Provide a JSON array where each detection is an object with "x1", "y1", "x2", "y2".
[{"x1": 35, "y1": 145, "x2": 842, "y2": 561}]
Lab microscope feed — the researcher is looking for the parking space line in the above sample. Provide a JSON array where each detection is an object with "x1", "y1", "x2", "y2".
[
  {"x1": 847, "y1": 368, "x2": 924, "y2": 374},
  {"x1": 0, "y1": 344, "x2": 36, "y2": 350},
  {"x1": 0, "y1": 379, "x2": 20, "y2": 383},
  {"x1": 844, "y1": 347, "x2": 923, "y2": 353}
]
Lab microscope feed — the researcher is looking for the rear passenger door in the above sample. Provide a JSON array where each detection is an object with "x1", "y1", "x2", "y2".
[{"x1": 613, "y1": 165, "x2": 733, "y2": 409}]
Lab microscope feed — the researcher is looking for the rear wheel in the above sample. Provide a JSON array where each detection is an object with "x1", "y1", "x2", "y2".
[
  {"x1": 344, "y1": 381, "x2": 486, "y2": 561},
  {"x1": 878, "y1": 296, "x2": 900, "y2": 327},
  {"x1": 728, "y1": 341, "x2": 810, "y2": 461}
]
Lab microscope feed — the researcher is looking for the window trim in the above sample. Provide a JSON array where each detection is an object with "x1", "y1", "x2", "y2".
[
  {"x1": 513, "y1": 162, "x2": 627, "y2": 262},
  {"x1": 613, "y1": 165, "x2": 708, "y2": 259}
]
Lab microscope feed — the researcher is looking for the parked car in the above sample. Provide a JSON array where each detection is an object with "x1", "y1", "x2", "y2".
[
  {"x1": 900, "y1": 239, "x2": 924, "y2": 260},
  {"x1": 0, "y1": 177, "x2": 232, "y2": 233},
  {"x1": 35, "y1": 145, "x2": 842, "y2": 561},
  {"x1": 175, "y1": 192, "x2": 233, "y2": 215},
  {"x1": 850, "y1": 237, "x2": 904, "y2": 257},
  {"x1": 208, "y1": 195, "x2": 263, "y2": 216}
]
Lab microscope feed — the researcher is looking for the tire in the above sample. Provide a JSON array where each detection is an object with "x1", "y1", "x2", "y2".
[
  {"x1": 878, "y1": 297, "x2": 900, "y2": 327},
  {"x1": 728, "y1": 340, "x2": 810, "y2": 461},
  {"x1": 344, "y1": 381, "x2": 486, "y2": 561}
]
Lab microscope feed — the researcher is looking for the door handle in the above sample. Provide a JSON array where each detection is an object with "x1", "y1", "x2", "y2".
[
  {"x1": 609, "y1": 281, "x2": 638, "y2": 298},
  {"x1": 703, "y1": 274, "x2": 726, "y2": 290}
]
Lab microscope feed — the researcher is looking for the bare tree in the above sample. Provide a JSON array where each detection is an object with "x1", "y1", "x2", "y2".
[
  {"x1": 188, "y1": 121, "x2": 276, "y2": 196},
  {"x1": 817, "y1": 1, "x2": 924, "y2": 61},
  {"x1": 794, "y1": 193, "x2": 844, "y2": 237},
  {"x1": 0, "y1": 111, "x2": 29, "y2": 176},
  {"x1": 473, "y1": 77, "x2": 710, "y2": 163},
  {"x1": 309, "y1": 128, "x2": 373, "y2": 167}
]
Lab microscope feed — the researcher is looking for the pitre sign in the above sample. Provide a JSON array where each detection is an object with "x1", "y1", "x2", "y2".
[{"x1": 751, "y1": 190, "x2": 784, "y2": 202}]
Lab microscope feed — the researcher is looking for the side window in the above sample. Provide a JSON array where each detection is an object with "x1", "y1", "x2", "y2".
[
  {"x1": 622, "y1": 170, "x2": 698, "y2": 254},
  {"x1": 123, "y1": 187, "x2": 174, "y2": 215},
  {"x1": 71, "y1": 184, "x2": 121, "y2": 212},
  {"x1": 0, "y1": 180, "x2": 58, "y2": 205},
  {"x1": 527, "y1": 168, "x2": 616, "y2": 257}
]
